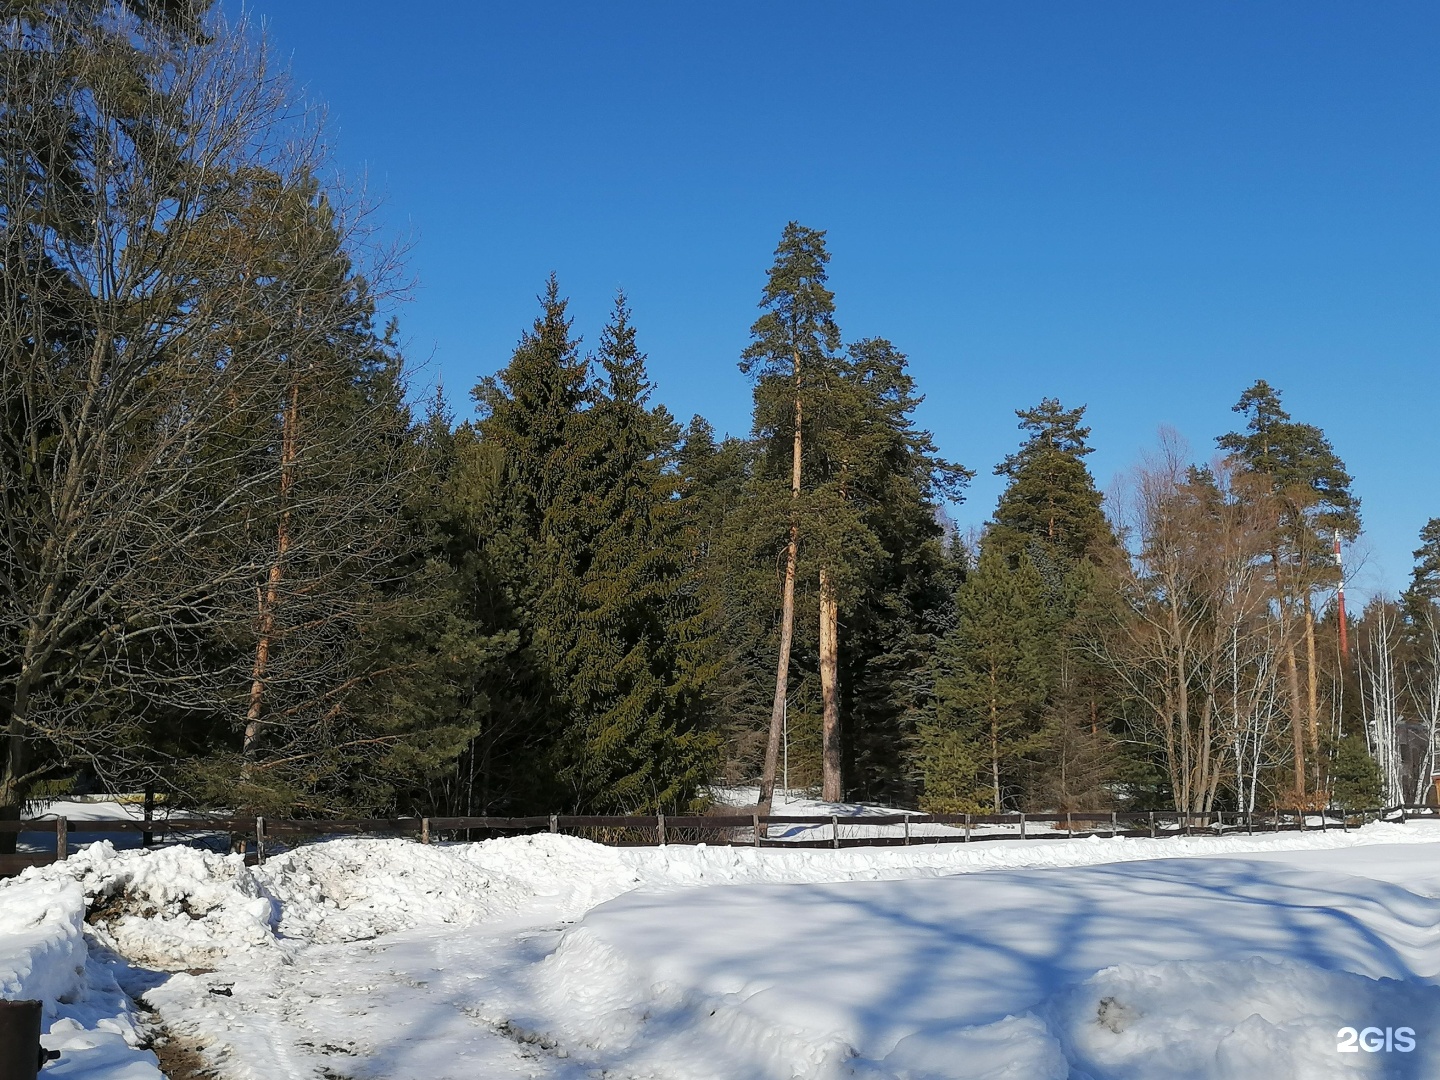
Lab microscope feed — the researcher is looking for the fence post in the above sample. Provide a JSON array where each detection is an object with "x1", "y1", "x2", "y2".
[
  {"x1": 657, "y1": 813, "x2": 667, "y2": 846},
  {"x1": 831, "y1": 815, "x2": 840, "y2": 849},
  {"x1": 1019, "y1": 812, "x2": 1026, "y2": 840},
  {"x1": 752, "y1": 812, "x2": 761, "y2": 847},
  {"x1": 255, "y1": 816, "x2": 265, "y2": 865},
  {"x1": 903, "y1": 816, "x2": 910, "y2": 846},
  {"x1": 421, "y1": 818, "x2": 430, "y2": 845},
  {"x1": 964, "y1": 813, "x2": 971, "y2": 842},
  {"x1": 56, "y1": 816, "x2": 68, "y2": 862},
  {"x1": 1065, "y1": 812, "x2": 1072, "y2": 835},
  {"x1": 1401, "y1": 805, "x2": 1408, "y2": 824},
  {"x1": 549, "y1": 813, "x2": 558, "y2": 834},
  {"x1": 1110, "y1": 810, "x2": 1117, "y2": 836},
  {"x1": 143, "y1": 786, "x2": 155, "y2": 848},
  {"x1": 1149, "y1": 810, "x2": 1156, "y2": 838}
]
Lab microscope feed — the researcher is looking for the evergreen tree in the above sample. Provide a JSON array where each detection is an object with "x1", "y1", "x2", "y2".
[
  {"x1": 823, "y1": 338, "x2": 969, "y2": 804},
  {"x1": 989, "y1": 398, "x2": 1113, "y2": 566},
  {"x1": 467, "y1": 284, "x2": 717, "y2": 813},
  {"x1": 555, "y1": 294, "x2": 716, "y2": 811},
  {"x1": 467, "y1": 275, "x2": 590, "y2": 808},
  {"x1": 1217, "y1": 379, "x2": 1361, "y2": 800},
  {"x1": 1403, "y1": 518, "x2": 1440, "y2": 632},
  {"x1": 924, "y1": 548, "x2": 1047, "y2": 812},
  {"x1": 978, "y1": 398, "x2": 1121, "y2": 811},
  {"x1": 740, "y1": 222, "x2": 843, "y2": 809},
  {"x1": 675, "y1": 419, "x2": 773, "y2": 782}
]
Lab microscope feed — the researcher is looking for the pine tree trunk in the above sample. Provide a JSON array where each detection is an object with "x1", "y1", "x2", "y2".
[
  {"x1": 243, "y1": 378, "x2": 300, "y2": 762},
  {"x1": 1285, "y1": 638, "x2": 1306, "y2": 799},
  {"x1": 758, "y1": 365, "x2": 804, "y2": 814},
  {"x1": 1304, "y1": 598, "x2": 1320, "y2": 788},
  {"x1": 1272, "y1": 543, "x2": 1306, "y2": 802},
  {"x1": 819, "y1": 567, "x2": 841, "y2": 802}
]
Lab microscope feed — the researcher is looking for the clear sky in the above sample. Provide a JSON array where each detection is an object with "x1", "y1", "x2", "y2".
[{"x1": 236, "y1": 1, "x2": 1438, "y2": 600}]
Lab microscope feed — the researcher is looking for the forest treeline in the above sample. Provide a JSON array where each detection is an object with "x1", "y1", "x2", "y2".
[{"x1": 4, "y1": 4, "x2": 1439, "y2": 830}]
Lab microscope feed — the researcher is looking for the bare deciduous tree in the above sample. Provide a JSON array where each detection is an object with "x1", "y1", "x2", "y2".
[
  {"x1": 1099, "y1": 435, "x2": 1282, "y2": 813},
  {"x1": 1, "y1": 3, "x2": 413, "y2": 823}
]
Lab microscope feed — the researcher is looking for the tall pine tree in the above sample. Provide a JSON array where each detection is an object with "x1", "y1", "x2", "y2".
[
  {"x1": 1218, "y1": 379, "x2": 1360, "y2": 800},
  {"x1": 740, "y1": 222, "x2": 843, "y2": 810}
]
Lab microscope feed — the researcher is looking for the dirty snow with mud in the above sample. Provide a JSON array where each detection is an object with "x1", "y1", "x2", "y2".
[{"x1": 6, "y1": 821, "x2": 1440, "y2": 1078}]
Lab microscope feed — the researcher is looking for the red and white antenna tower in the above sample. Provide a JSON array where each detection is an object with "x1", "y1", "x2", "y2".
[{"x1": 1335, "y1": 531, "x2": 1349, "y2": 660}]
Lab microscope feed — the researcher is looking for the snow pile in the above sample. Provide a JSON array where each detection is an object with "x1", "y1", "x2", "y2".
[
  {"x1": 43, "y1": 841, "x2": 285, "y2": 970},
  {"x1": 0, "y1": 875, "x2": 88, "y2": 1006},
  {"x1": 0, "y1": 871, "x2": 160, "y2": 1078},
  {"x1": 8, "y1": 819, "x2": 1440, "y2": 1079}
]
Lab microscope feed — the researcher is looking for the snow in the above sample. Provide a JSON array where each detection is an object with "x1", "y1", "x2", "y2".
[
  {"x1": 0, "y1": 872, "x2": 161, "y2": 1078},
  {"x1": 7, "y1": 820, "x2": 1440, "y2": 1077}
]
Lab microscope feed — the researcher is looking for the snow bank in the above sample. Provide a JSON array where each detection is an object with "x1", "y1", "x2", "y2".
[
  {"x1": 16, "y1": 821, "x2": 1440, "y2": 975},
  {"x1": 8, "y1": 818, "x2": 1440, "y2": 1079},
  {"x1": 0, "y1": 875, "x2": 88, "y2": 1008},
  {"x1": 526, "y1": 855, "x2": 1440, "y2": 1079},
  {"x1": 0, "y1": 871, "x2": 160, "y2": 1078}
]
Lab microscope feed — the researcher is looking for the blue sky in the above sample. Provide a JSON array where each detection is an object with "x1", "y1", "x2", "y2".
[{"x1": 240, "y1": 2, "x2": 1438, "y2": 599}]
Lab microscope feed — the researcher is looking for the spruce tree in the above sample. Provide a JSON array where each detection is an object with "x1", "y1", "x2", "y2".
[
  {"x1": 989, "y1": 398, "x2": 1113, "y2": 566},
  {"x1": 468, "y1": 276, "x2": 590, "y2": 808},
  {"x1": 1403, "y1": 518, "x2": 1440, "y2": 632},
  {"x1": 925, "y1": 548, "x2": 1047, "y2": 811},
  {"x1": 981, "y1": 398, "x2": 1121, "y2": 811},
  {"x1": 675, "y1": 419, "x2": 773, "y2": 782},
  {"x1": 822, "y1": 338, "x2": 969, "y2": 804},
  {"x1": 556, "y1": 294, "x2": 716, "y2": 811}
]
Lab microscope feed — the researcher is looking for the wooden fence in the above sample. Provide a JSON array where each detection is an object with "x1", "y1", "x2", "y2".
[{"x1": 3, "y1": 804, "x2": 1436, "y2": 876}]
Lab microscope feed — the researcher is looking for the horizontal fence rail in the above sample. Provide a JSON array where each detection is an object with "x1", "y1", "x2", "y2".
[{"x1": 1, "y1": 804, "x2": 1435, "y2": 875}]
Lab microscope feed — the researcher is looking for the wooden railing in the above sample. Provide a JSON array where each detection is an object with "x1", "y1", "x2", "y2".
[{"x1": 2, "y1": 805, "x2": 1435, "y2": 875}]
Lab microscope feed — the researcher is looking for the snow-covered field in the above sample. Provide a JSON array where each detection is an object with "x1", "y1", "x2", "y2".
[{"x1": 7, "y1": 822, "x2": 1440, "y2": 1078}]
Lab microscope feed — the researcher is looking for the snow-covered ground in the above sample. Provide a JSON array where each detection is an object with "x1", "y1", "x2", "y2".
[{"x1": 7, "y1": 822, "x2": 1440, "y2": 1078}]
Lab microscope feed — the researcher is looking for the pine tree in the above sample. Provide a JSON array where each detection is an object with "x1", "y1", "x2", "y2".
[
  {"x1": 740, "y1": 222, "x2": 843, "y2": 810},
  {"x1": 1217, "y1": 379, "x2": 1360, "y2": 800}
]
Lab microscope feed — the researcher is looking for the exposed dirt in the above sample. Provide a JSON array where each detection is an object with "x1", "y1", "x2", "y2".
[{"x1": 150, "y1": 1029, "x2": 216, "y2": 1079}]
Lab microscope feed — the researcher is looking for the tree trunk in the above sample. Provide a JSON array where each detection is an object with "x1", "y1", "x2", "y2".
[
  {"x1": 758, "y1": 362, "x2": 804, "y2": 814},
  {"x1": 819, "y1": 567, "x2": 841, "y2": 802},
  {"x1": 0, "y1": 677, "x2": 34, "y2": 856},
  {"x1": 1304, "y1": 599, "x2": 1320, "y2": 788},
  {"x1": 989, "y1": 674, "x2": 1002, "y2": 813},
  {"x1": 1285, "y1": 639, "x2": 1306, "y2": 798},
  {"x1": 243, "y1": 379, "x2": 300, "y2": 760}
]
